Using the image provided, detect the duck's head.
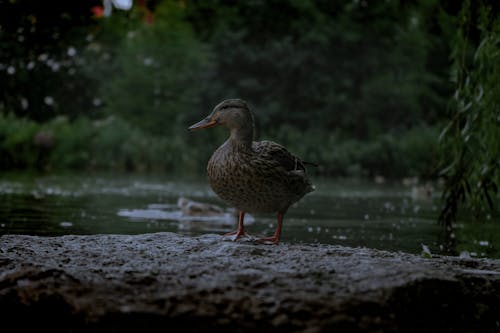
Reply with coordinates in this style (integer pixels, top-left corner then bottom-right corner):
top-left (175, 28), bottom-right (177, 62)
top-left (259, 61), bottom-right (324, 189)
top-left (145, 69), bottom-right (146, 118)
top-left (188, 99), bottom-right (253, 132)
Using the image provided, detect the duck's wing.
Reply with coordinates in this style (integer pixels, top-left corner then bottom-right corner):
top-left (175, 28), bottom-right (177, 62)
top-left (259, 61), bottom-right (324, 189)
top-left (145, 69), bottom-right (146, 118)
top-left (252, 140), bottom-right (308, 172)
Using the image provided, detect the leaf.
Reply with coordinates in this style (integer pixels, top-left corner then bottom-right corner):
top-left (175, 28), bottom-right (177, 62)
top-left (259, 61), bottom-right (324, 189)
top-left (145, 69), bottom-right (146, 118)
top-left (474, 37), bottom-right (489, 62)
top-left (480, 164), bottom-right (489, 175)
top-left (438, 122), bottom-right (452, 142)
top-left (476, 85), bottom-right (484, 102)
top-left (465, 179), bottom-right (471, 195)
top-left (460, 121), bottom-right (470, 136)
top-left (483, 187), bottom-right (494, 209)
top-left (439, 162), bottom-right (456, 176)
top-left (459, 101), bottom-right (472, 113)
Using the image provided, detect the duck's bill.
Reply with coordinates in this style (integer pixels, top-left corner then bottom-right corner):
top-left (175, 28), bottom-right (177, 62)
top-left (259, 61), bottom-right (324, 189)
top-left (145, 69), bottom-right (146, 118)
top-left (188, 118), bottom-right (218, 131)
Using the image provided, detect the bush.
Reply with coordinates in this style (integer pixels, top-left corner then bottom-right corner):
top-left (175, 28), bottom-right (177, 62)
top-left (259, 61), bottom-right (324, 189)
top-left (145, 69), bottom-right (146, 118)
top-left (0, 113), bottom-right (40, 169)
top-left (0, 111), bottom-right (439, 179)
top-left (265, 124), bottom-right (439, 179)
top-left (0, 113), bottom-right (197, 173)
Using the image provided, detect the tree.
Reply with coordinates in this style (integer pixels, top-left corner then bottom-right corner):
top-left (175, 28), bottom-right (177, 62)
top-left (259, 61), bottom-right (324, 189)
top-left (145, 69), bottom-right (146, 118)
top-left (438, 0), bottom-right (500, 227)
top-left (186, 0), bottom-right (449, 140)
top-left (87, 1), bottom-right (211, 135)
top-left (0, 0), bottom-right (101, 120)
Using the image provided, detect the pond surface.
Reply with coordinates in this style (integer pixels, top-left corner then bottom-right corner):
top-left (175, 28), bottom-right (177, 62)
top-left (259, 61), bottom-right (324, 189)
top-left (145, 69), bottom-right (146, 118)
top-left (0, 173), bottom-right (498, 258)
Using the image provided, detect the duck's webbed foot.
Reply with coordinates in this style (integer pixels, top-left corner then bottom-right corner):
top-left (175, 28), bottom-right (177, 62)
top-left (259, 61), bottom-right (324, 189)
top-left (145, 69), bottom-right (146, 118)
top-left (255, 236), bottom-right (280, 245)
top-left (222, 211), bottom-right (253, 241)
top-left (223, 228), bottom-right (252, 241)
top-left (254, 212), bottom-right (284, 245)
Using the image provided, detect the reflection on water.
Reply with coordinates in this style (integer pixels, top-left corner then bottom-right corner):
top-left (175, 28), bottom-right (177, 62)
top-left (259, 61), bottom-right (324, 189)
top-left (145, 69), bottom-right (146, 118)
top-left (0, 173), bottom-right (498, 258)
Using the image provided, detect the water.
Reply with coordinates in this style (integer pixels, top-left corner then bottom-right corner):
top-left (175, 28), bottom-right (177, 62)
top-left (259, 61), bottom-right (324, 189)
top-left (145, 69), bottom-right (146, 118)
top-left (0, 173), bottom-right (498, 258)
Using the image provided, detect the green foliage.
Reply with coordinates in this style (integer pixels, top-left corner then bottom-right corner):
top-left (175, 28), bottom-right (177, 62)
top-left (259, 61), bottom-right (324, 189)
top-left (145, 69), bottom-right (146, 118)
top-left (186, 0), bottom-right (449, 139)
top-left (0, 0), bottom-right (101, 121)
top-left (0, 113), bottom-right (39, 168)
top-left (0, 113), bottom-right (204, 174)
top-left (438, 0), bottom-right (500, 226)
top-left (0, 111), bottom-right (438, 178)
top-left (0, 0), bottom-right (463, 182)
top-left (45, 117), bottom-right (93, 169)
top-left (455, 222), bottom-right (500, 258)
top-left (85, 2), bottom-right (211, 135)
top-left (267, 125), bottom-right (439, 178)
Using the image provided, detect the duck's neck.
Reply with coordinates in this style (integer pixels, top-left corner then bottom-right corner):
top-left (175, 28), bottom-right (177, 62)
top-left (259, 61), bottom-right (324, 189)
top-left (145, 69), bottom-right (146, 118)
top-left (229, 125), bottom-right (254, 150)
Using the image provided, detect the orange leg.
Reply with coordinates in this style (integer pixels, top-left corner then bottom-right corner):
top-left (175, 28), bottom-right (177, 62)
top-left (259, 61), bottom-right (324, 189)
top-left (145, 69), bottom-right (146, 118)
top-left (256, 212), bottom-right (284, 245)
top-left (224, 211), bottom-right (249, 240)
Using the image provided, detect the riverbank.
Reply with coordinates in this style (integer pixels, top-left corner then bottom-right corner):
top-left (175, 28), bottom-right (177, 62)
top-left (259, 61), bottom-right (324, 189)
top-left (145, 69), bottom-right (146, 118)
top-left (1, 232), bottom-right (499, 332)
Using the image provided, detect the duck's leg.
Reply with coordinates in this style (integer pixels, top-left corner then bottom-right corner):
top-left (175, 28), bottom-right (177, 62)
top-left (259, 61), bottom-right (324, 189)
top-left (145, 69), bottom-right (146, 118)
top-left (224, 211), bottom-right (250, 240)
top-left (256, 212), bottom-right (284, 245)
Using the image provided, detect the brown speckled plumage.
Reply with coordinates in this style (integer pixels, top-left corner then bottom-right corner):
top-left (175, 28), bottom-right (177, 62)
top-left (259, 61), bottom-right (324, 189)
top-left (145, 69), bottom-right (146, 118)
top-left (188, 99), bottom-right (315, 244)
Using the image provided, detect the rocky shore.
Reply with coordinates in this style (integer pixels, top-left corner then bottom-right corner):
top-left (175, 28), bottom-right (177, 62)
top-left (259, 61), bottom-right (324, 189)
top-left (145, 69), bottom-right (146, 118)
top-left (1, 232), bottom-right (499, 332)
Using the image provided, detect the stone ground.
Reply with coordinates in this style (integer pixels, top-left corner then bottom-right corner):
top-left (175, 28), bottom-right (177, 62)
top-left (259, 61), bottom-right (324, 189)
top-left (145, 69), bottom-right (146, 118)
top-left (1, 232), bottom-right (499, 332)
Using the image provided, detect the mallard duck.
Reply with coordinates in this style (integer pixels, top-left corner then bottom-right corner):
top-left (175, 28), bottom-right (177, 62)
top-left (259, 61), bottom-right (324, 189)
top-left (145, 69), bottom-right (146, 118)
top-left (188, 99), bottom-right (315, 244)
top-left (177, 197), bottom-right (225, 216)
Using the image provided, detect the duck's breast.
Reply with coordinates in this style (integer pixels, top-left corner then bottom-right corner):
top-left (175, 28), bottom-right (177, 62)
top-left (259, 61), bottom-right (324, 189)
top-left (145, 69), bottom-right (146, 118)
top-left (207, 141), bottom-right (313, 214)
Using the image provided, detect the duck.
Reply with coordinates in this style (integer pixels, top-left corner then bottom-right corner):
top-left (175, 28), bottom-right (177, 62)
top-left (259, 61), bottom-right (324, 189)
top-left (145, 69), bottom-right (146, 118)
top-left (188, 99), bottom-right (315, 244)
top-left (176, 196), bottom-right (256, 228)
top-left (177, 197), bottom-right (225, 216)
